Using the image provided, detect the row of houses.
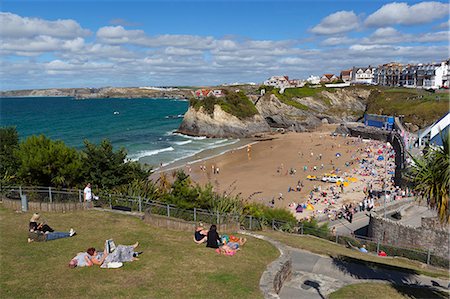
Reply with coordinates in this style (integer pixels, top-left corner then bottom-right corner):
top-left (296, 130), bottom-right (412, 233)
top-left (264, 59), bottom-right (449, 90)
top-left (338, 60), bottom-right (450, 89)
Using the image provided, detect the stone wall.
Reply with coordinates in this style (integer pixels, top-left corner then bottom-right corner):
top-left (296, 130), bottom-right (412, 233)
top-left (144, 210), bottom-right (240, 233)
top-left (368, 215), bottom-right (449, 258)
top-left (1, 197), bottom-right (85, 212)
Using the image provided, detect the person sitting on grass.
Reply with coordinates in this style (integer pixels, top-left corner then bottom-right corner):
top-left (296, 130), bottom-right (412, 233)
top-left (29, 213), bottom-right (55, 233)
top-left (193, 222), bottom-right (208, 244)
top-left (359, 245), bottom-right (368, 253)
top-left (28, 214), bottom-right (76, 243)
top-left (206, 225), bottom-right (221, 249)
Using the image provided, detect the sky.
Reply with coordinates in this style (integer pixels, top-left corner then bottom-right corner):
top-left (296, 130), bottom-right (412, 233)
top-left (0, 0), bottom-right (449, 90)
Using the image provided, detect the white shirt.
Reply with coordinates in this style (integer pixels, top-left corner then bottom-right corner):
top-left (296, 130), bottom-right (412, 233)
top-left (84, 186), bottom-right (92, 201)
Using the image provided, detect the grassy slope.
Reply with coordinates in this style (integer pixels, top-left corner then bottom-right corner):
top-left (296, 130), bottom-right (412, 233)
top-left (269, 86), bottom-right (337, 110)
top-left (0, 207), bottom-right (278, 298)
top-left (260, 231), bottom-right (448, 279)
top-left (366, 88), bottom-right (449, 128)
top-left (329, 282), bottom-right (448, 299)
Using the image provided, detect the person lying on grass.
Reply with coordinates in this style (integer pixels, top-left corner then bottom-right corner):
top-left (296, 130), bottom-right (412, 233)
top-left (194, 222), bottom-right (208, 244)
top-left (69, 242), bottom-right (141, 268)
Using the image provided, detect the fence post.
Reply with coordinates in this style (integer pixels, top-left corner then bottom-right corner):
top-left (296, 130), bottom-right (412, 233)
top-left (335, 233), bottom-right (338, 243)
top-left (216, 211), bottom-right (219, 225)
top-left (300, 224), bottom-right (304, 235)
top-left (249, 216), bottom-right (252, 230)
top-left (427, 249), bottom-right (431, 265)
top-left (272, 219), bottom-right (275, 230)
top-left (19, 186), bottom-right (23, 198)
top-left (377, 239), bottom-right (380, 254)
top-left (79, 190), bottom-right (82, 203)
top-left (109, 194), bottom-right (112, 209)
top-left (194, 208), bottom-right (196, 222)
top-left (167, 204), bottom-right (170, 217)
top-left (49, 187), bottom-right (52, 203)
top-left (138, 196), bottom-right (142, 212)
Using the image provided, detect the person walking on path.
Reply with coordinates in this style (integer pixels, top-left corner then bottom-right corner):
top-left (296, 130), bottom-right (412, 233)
top-left (84, 183), bottom-right (92, 208)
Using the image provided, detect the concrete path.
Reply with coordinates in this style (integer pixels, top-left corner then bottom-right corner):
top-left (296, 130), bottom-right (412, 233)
top-left (279, 248), bottom-right (449, 299)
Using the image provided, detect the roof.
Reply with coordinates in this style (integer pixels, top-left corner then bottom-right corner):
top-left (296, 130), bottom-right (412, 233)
top-left (340, 70), bottom-right (351, 76)
top-left (322, 74), bottom-right (336, 79)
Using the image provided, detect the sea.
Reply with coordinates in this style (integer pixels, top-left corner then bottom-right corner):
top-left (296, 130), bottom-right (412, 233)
top-left (0, 97), bottom-right (240, 169)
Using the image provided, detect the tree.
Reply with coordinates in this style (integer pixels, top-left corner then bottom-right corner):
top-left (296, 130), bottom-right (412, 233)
top-left (82, 139), bottom-right (148, 190)
top-left (15, 135), bottom-right (83, 187)
top-left (0, 127), bottom-right (20, 183)
top-left (407, 132), bottom-right (449, 224)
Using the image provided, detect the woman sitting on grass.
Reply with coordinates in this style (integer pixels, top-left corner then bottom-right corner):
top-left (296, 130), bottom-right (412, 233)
top-left (69, 242), bottom-right (141, 268)
top-left (28, 213), bottom-right (76, 243)
top-left (194, 223), bottom-right (208, 244)
top-left (29, 213), bottom-right (54, 233)
top-left (206, 225), bottom-right (221, 249)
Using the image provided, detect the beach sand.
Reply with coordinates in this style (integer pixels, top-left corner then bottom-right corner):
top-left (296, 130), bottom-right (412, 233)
top-left (156, 124), bottom-right (395, 220)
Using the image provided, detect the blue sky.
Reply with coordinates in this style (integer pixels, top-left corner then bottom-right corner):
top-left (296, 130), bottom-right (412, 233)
top-left (1, 0), bottom-right (449, 89)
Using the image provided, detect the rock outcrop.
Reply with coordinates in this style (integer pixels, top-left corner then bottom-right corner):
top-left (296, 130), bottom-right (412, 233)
top-left (177, 105), bottom-right (271, 138)
top-left (253, 88), bottom-right (371, 132)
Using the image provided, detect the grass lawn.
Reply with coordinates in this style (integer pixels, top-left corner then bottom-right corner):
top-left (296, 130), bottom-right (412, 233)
top-left (329, 282), bottom-right (449, 299)
top-left (0, 206), bottom-right (278, 298)
top-left (259, 231), bottom-right (449, 279)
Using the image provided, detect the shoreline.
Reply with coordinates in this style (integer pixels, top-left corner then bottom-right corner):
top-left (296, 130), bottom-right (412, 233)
top-left (154, 124), bottom-right (397, 221)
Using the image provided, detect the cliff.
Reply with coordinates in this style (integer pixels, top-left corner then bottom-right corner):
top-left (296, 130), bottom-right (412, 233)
top-left (178, 87), bottom-right (373, 137)
top-left (177, 105), bottom-right (270, 138)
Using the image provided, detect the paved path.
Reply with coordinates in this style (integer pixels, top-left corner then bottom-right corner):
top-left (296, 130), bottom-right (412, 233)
top-left (279, 248), bottom-right (449, 299)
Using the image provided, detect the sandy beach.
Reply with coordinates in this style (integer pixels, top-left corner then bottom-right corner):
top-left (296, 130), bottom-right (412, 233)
top-left (156, 124), bottom-right (396, 220)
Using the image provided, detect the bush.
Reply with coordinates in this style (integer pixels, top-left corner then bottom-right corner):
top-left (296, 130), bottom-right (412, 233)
top-left (0, 126), bottom-right (20, 184)
top-left (15, 135), bottom-right (83, 187)
top-left (300, 218), bottom-right (330, 238)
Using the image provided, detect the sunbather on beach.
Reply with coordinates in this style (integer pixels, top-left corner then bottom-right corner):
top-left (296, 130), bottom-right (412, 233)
top-left (69, 242), bottom-right (140, 268)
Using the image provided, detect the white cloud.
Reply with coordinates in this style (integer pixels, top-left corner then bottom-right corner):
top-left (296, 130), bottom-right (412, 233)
top-left (436, 19), bottom-right (450, 29)
top-left (365, 1), bottom-right (449, 26)
top-left (311, 11), bottom-right (359, 35)
top-left (0, 12), bottom-right (90, 38)
top-left (321, 36), bottom-right (357, 46)
top-left (362, 27), bottom-right (449, 44)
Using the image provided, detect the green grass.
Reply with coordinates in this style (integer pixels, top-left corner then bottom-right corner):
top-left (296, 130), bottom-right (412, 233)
top-left (329, 282), bottom-right (449, 299)
top-left (366, 88), bottom-right (449, 128)
top-left (269, 86), bottom-right (340, 110)
top-left (259, 231), bottom-right (449, 279)
top-left (190, 92), bottom-right (259, 120)
top-left (0, 207), bottom-right (278, 298)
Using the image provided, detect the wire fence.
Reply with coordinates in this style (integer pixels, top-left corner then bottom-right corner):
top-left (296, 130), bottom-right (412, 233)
top-left (1, 185), bottom-right (448, 268)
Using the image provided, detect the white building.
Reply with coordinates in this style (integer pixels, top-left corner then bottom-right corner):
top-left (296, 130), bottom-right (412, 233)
top-left (306, 75), bottom-right (320, 85)
top-left (351, 67), bottom-right (375, 84)
top-left (418, 112), bottom-right (449, 147)
top-left (264, 76), bottom-right (291, 89)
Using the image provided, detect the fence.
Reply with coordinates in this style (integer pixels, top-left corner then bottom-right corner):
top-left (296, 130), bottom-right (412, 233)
top-left (1, 185), bottom-right (448, 269)
top-left (0, 186), bottom-right (263, 230)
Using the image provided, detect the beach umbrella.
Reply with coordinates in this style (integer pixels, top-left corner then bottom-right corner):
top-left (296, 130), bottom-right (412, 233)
top-left (306, 204), bottom-right (315, 210)
top-left (335, 153), bottom-right (341, 157)
top-left (377, 155), bottom-right (384, 161)
top-left (296, 205), bottom-right (303, 213)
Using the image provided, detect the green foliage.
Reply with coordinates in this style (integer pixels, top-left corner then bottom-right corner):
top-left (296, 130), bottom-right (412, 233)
top-left (0, 126), bottom-right (20, 181)
top-left (111, 178), bottom-right (160, 201)
top-left (15, 135), bottom-right (83, 187)
top-left (190, 92), bottom-right (258, 119)
top-left (244, 202), bottom-right (297, 228)
top-left (366, 88), bottom-right (449, 128)
top-left (406, 132), bottom-right (449, 223)
top-left (82, 139), bottom-right (148, 190)
top-left (301, 218), bottom-right (330, 238)
top-left (163, 170), bottom-right (200, 209)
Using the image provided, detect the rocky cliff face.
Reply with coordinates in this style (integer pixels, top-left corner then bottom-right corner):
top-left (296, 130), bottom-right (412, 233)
top-left (178, 88), bottom-right (373, 137)
top-left (177, 105), bottom-right (271, 138)
top-left (254, 88), bottom-right (371, 131)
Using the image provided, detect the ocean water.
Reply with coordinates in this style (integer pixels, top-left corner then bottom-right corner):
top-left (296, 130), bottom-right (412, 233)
top-left (0, 97), bottom-right (238, 168)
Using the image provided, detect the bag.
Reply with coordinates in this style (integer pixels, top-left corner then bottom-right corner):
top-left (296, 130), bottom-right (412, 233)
top-left (68, 259), bottom-right (78, 268)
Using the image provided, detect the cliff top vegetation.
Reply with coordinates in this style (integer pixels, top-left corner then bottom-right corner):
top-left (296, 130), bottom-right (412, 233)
top-left (190, 91), bottom-right (259, 119)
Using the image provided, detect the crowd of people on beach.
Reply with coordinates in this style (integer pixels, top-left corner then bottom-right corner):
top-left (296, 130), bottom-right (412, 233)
top-left (284, 136), bottom-right (410, 223)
